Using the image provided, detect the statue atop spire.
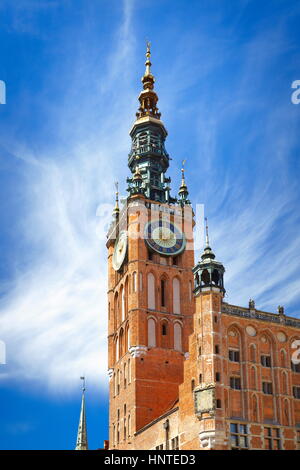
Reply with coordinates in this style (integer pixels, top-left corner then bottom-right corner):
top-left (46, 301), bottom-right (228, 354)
top-left (75, 377), bottom-right (88, 451)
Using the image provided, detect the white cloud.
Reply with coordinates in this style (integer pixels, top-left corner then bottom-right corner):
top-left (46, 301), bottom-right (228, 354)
top-left (0, 0), bottom-right (136, 394)
top-left (1, 0), bottom-right (300, 398)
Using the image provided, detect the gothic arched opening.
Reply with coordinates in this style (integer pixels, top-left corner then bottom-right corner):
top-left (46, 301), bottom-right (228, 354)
top-left (212, 269), bottom-right (220, 286)
top-left (201, 269), bottom-right (210, 286)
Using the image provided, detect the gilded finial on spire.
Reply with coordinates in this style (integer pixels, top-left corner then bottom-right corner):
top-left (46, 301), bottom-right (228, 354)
top-left (145, 41), bottom-right (151, 76)
top-left (141, 40), bottom-right (154, 90)
top-left (135, 41), bottom-right (161, 120)
top-left (205, 217), bottom-right (209, 247)
top-left (112, 181), bottom-right (120, 217)
top-left (178, 159), bottom-right (190, 206)
top-left (181, 159), bottom-right (187, 187)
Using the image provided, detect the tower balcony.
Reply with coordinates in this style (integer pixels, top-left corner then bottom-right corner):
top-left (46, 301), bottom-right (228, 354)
top-left (128, 146), bottom-right (169, 167)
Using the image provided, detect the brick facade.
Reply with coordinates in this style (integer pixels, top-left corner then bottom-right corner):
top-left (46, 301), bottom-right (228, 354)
top-left (106, 45), bottom-right (300, 451)
top-left (107, 198), bottom-right (300, 450)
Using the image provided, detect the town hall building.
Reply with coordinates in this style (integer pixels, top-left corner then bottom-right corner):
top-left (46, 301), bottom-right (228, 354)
top-left (105, 44), bottom-right (300, 450)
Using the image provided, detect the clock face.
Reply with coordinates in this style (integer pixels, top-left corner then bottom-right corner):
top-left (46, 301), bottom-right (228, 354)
top-left (144, 220), bottom-right (186, 256)
top-left (112, 231), bottom-right (128, 271)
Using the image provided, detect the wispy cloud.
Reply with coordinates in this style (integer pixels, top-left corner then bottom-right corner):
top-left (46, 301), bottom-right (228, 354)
top-left (0, 0), bottom-right (136, 394)
top-left (1, 0), bottom-right (300, 398)
top-left (6, 421), bottom-right (35, 435)
top-left (189, 15), bottom-right (300, 314)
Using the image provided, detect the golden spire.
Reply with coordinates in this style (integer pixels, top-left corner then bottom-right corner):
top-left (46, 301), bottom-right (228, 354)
top-left (136, 42), bottom-right (161, 120)
top-left (180, 159), bottom-right (187, 188)
top-left (144, 41), bottom-right (151, 76)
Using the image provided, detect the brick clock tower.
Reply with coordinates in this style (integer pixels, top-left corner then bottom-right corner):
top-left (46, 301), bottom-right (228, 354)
top-left (105, 44), bottom-right (300, 451)
top-left (106, 44), bottom-right (195, 449)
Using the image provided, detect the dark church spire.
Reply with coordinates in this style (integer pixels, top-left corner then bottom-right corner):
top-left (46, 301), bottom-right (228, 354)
top-left (75, 377), bottom-right (88, 451)
top-left (127, 43), bottom-right (176, 204)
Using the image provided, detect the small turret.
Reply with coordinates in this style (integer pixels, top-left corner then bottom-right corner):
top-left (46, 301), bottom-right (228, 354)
top-left (178, 160), bottom-right (191, 206)
top-left (193, 218), bottom-right (225, 295)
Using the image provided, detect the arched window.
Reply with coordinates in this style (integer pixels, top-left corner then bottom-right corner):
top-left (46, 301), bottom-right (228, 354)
top-left (132, 272), bottom-right (137, 293)
top-left (250, 366), bottom-right (257, 390)
top-left (201, 269), bottom-right (210, 285)
top-left (174, 322), bottom-right (182, 351)
top-left (173, 277), bottom-right (180, 314)
top-left (147, 273), bottom-right (155, 309)
top-left (115, 336), bottom-right (119, 362)
top-left (114, 292), bottom-right (119, 327)
top-left (121, 286), bottom-right (125, 322)
top-left (280, 349), bottom-right (287, 368)
top-left (161, 321), bottom-right (168, 348)
top-left (126, 324), bottom-right (130, 351)
top-left (117, 370), bottom-right (120, 395)
top-left (161, 278), bottom-right (166, 307)
top-left (282, 371), bottom-right (288, 394)
top-left (128, 358), bottom-right (131, 384)
top-left (124, 362), bottom-right (127, 388)
top-left (125, 277), bottom-right (129, 318)
top-left (119, 328), bottom-right (124, 358)
top-left (148, 318), bottom-right (156, 347)
top-left (250, 344), bottom-right (256, 363)
top-left (212, 269), bottom-right (220, 286)
top-left (252, 394), bottom-right (259, 422)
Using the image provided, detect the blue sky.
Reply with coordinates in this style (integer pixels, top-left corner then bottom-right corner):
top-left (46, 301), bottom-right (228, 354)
top-left (0, 0), bottom-right (300, 450)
